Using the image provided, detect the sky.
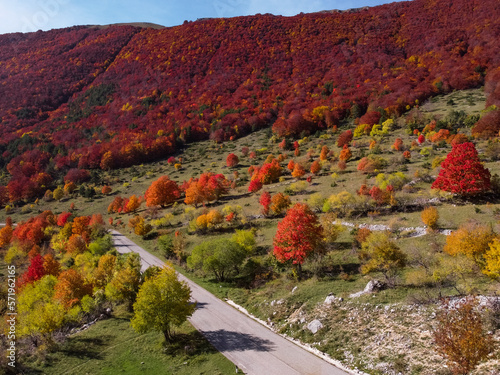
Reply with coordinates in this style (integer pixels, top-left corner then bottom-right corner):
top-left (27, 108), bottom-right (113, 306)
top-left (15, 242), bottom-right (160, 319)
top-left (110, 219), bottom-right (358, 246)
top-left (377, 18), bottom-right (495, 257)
top-left (0, 0), bottom-right (400, 35)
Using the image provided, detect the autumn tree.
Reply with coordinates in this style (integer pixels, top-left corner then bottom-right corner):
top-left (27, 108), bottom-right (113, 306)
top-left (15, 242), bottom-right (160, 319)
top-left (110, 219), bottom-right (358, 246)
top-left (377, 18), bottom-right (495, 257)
top-left (339, 144), bottom-right (352, 162)
top-left (0, 224), bottom-right (13, 248)
top-left (17, 275), bottom-right (66, 342)
top-left (19, 254), bottom-right (46, 287)
top-left (101, 185), bottom-right (112, 195)
top-left (358, 232), bottom-right (407, 284)
top-left (259, 191), bottom-right (271, 216)
top-left (53, 187), bottom-right (64, 201)
top-left (292, 163), bottom-right (306, 179)
top-left (433, 297), bottom-right (494, 375)
top-left (43, 254), bottom-right (61, 277)
top-left (184, 173), bottom-right (230, 206)
top-left (131, 264), bottom-right (195, 342)
top-left (273, 203), bottom-right (323, 277)
top-left (310, 160), bottom-right (321, 175)
top-left (108, 196), bottom-right (124, 213)
top-left (337, 130), bottom-right (353, 148)
top-left (421, 206), bottom-right (439, 231)
top-left (125, 194), bottom-right (141, 213)
top-left (443, 221), bottom-right (496, 266)
top-left (226, 153), bottom-right (239, 168)
top-left (145, 176), bottom-right (181, 207)
top-left (270, 192), bottom-right (291, 216)
top-left (287, 159), bottom-right (295, 172)
top-left (248, 179), bottom-right (263, 193)
top-left (129, 215), bottom-right (152, 237)
top-left (320, 145), bottom-right (329, 161)
top-left (483, 239), bottom-right (500, 279)
top-left (105, 253), bottom-right (142, 310)
top-left (93, 254), bottom-right (117, 289)
top-left (54, 269), bottom-right (93, 309)
top-left (432, 142), bottom-right (491, 196)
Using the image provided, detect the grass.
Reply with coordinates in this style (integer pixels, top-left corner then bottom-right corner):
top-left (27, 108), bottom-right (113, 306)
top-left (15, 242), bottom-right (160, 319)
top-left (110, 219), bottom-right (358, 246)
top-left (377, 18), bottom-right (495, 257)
top-left (21, 306), bottom-right (236, 375)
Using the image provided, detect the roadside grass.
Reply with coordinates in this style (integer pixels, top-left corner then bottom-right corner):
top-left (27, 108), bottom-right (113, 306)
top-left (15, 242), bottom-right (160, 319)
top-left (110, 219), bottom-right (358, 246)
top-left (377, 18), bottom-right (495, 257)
top-left (22, 305), bottom-right (235, 375)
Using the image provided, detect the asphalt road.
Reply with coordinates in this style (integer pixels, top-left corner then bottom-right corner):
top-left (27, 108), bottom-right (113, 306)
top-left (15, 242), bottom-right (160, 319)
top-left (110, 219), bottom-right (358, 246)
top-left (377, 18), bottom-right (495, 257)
top-left (111, 230), bottom-right (351, 375)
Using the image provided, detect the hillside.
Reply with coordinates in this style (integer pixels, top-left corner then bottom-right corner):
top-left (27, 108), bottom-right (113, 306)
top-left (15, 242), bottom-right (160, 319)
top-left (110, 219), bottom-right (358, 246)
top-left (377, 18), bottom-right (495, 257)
top-left (0, 0), bottom-right (499, 205)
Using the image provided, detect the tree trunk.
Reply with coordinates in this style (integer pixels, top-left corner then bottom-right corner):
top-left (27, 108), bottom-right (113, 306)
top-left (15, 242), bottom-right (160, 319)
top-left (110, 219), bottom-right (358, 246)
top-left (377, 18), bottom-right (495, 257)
top-left (163, 328), bottom-right (171, 343)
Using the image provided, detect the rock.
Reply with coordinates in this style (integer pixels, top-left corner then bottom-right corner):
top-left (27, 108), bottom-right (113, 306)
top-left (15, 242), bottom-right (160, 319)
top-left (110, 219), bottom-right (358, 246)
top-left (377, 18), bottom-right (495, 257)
top-left (291, 286), bottom-right (298, 294)
top-left (349, 280), bottom-right (385, 298)
top-left (324, 294), bottom-right (339, 305)
top-left (306, 319), bottom-right (323, 334)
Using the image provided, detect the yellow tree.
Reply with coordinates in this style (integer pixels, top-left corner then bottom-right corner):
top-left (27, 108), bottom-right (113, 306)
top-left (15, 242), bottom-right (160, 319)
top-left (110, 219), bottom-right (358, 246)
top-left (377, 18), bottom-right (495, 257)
top-left (126, 195), bottom-right (141, 213)
top-left (17, 275), bottom-right (66, 342)
top-left (443, 222), bottom-right (496, 265)
top-left (358, 232), bottom-right (407, 284)
top-left (93, 253), bottom-right (117, 289)
top-left (131, 264), bottom-right (195, 342)
top-left (421, 206), bottom-right (439, 231)
top-left (483, 239), bottom-right (500, 279)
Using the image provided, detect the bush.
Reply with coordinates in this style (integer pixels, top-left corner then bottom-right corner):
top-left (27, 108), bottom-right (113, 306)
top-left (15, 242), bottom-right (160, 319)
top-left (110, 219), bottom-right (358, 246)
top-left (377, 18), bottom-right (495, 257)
top-left (433, 296), bottom-right (494, 375)
top-left (158, 235), bottom-right (174, 257)
top-left (421, 206), bottom-right (439, 230)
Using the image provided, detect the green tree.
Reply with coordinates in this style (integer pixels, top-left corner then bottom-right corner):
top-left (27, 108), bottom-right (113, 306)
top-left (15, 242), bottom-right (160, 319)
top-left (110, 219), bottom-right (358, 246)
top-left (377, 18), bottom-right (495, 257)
top-left (231, 229), bottom-right (256, 254)
top-left (131, 264), bottom-right (195, 342)
top-left (105, 253), bottom-right (142, 310)
top-left (358, 232), bottom-right (407, 284)
top-left (187, 238), bottom-right (247, 281)
top-left (17, 275), bottom-right (66, 343)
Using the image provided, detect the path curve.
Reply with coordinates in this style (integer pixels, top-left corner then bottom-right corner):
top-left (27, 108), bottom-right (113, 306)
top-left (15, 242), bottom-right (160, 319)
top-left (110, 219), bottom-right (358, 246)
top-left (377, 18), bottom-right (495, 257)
top-left (111, 230), bottom-right (353, 375)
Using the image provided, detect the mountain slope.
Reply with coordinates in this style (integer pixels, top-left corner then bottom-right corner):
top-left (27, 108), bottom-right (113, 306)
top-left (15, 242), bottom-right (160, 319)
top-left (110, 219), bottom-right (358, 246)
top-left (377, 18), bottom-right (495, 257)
top-left (0, 0), bottom-right (499, 203)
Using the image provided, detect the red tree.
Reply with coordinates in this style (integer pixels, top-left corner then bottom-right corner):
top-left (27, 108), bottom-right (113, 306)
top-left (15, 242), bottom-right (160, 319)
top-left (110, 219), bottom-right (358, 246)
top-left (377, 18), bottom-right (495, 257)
top-left (431, 142), bottom-right (491, 196)
top-left (273, 203), bottom-right (323, 276)
top-left (337, 130), bottom-right (353, 148)
top-left (259, 191), bottom-right (272, 216)
top-left (19, 254), bottom-right (46, 287)
top-left (248, 179), bottom-right (263, 193)
top-left (226, 153), bottom-right (239, 168)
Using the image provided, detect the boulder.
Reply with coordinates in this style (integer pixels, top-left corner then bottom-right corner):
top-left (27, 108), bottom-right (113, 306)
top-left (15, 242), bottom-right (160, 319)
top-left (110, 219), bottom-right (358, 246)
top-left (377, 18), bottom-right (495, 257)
top-left (306, 319), bottom-right (323, 334)
top-left (349, 280), bottom-right (386, 298)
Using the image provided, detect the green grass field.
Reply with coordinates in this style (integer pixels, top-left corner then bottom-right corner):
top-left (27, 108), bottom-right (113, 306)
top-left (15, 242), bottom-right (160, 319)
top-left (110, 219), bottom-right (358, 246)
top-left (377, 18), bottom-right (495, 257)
top-left (16, 306), bottom-right (235, 375)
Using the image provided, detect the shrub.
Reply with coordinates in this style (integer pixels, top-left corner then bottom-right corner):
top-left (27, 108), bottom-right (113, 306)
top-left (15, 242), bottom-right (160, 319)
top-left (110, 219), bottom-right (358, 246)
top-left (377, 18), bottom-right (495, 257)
top-left (421, 206), bottom-right (439, 231)
top-left (433, 296), bottom-right (494, 375)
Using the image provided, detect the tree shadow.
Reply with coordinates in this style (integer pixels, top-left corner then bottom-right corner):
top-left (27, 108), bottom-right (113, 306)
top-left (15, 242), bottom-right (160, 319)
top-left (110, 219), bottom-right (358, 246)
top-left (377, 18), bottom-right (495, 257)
top-left (163, 330), bottom-right (219, 357)
top-left (200, 329), bottom-right (275, 352)
top-left (58, 336), bottom-right (112, 360)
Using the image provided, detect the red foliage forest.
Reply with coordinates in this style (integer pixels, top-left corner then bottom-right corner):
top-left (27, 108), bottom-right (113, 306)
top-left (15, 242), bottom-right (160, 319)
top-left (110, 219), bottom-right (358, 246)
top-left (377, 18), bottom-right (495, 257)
top-left (0, 0), bottom-right (499, 203)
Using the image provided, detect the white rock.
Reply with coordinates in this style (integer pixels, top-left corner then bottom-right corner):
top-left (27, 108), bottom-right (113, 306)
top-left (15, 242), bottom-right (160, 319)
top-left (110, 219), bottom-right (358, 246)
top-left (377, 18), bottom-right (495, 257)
top-left (307, 319), bottom-right (324, 334)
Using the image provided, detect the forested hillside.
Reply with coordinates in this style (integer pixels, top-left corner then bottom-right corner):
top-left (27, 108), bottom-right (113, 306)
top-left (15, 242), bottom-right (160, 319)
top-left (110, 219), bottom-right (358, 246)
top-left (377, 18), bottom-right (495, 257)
top-left (0, 0), bottom-right (499, 204)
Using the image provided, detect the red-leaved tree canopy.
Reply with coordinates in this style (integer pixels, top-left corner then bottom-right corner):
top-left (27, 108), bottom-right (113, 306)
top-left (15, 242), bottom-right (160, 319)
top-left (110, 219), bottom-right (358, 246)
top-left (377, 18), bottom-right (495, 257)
top-left (273, 203), bottom-right (323, 275)
top-left (431, 142), bottom-right (491, 196)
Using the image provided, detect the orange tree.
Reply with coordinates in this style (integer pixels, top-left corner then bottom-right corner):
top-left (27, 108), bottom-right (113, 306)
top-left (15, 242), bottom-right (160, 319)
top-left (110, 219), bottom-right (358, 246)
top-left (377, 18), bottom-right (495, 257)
top-left (273, 203), bottom-right (323, 277)
top-left (145, 176), bottom-right (181, 207)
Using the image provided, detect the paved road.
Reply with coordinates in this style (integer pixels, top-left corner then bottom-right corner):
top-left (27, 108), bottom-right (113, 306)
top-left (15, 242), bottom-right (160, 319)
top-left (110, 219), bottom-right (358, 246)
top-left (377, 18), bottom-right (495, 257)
top-left (111, 230), bottom-right (351, 375)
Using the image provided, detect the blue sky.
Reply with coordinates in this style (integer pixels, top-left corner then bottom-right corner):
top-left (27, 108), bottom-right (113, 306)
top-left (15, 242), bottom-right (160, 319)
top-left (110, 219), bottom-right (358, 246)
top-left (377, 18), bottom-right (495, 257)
top-left (0, 0), bottom-right (400, 35)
